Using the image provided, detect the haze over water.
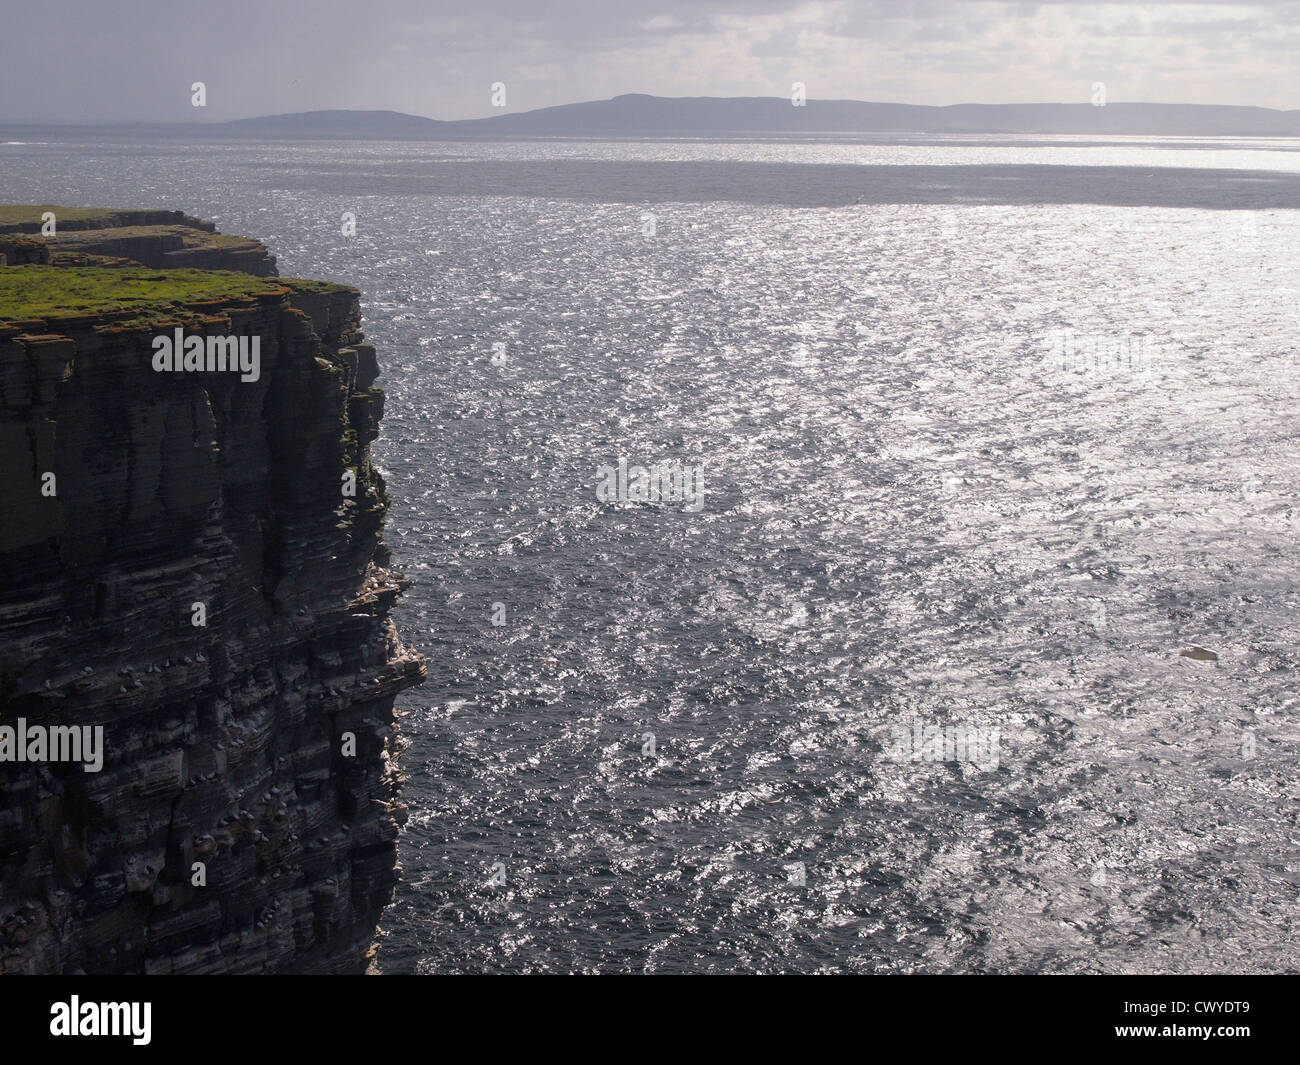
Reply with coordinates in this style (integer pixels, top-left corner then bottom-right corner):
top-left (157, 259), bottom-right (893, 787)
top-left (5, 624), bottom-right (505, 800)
top-left (4, 135), bottom-right (1298, 972)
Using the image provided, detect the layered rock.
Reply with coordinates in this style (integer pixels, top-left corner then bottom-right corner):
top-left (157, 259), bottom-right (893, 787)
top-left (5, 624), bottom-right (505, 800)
top-left (0, 211), bottom-right (424, 974)
top-left (0, 237), bottom-right (50, 267)
top-left (0, 207), bottom-right (277, 275)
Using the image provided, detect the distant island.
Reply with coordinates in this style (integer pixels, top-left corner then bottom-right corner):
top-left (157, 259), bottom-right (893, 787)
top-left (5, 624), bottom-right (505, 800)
top-left (6, 94), bottom-right (1300, 139)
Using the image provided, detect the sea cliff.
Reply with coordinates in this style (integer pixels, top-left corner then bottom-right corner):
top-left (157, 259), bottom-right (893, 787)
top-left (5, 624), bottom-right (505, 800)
top-left (0, 207), bottom-right (425, 974)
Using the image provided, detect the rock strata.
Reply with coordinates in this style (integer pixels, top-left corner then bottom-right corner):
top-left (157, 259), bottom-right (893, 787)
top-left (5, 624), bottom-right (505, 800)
top-left (0, 207), bottom-right (277, 275)
top-left (0, 208), bottom-right (424, 974)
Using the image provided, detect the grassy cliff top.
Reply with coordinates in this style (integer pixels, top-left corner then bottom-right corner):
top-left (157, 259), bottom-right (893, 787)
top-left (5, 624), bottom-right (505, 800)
top-left (0, 266), bottom-right (353, 330)
top-left (0, 205), bottom-right (138, 227)
top-left (0, 205), bottom-right (214, 235)
top-left (0, 204), bottom-right (237, 235)
top-left (49, 225), bottom-right (262, 250)
top-left (0, 205), bottom-right (355, 331)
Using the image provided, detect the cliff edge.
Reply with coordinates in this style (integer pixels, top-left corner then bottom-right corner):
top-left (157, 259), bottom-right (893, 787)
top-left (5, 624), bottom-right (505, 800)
top-left (0, 207), bottom-right (426, 974)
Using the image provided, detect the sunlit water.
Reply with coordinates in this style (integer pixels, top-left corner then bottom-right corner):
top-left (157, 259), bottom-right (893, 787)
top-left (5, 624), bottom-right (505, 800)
top-left (3, 136), bottom-right (1299, 973)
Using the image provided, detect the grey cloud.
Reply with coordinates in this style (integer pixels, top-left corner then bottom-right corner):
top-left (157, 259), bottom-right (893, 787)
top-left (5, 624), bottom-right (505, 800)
top-left (0, 0), bottom-right (1296, 123)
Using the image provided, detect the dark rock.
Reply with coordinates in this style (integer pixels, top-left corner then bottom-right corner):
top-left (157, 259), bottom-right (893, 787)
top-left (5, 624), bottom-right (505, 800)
top-left (0, 210), bottom-right (425, 974)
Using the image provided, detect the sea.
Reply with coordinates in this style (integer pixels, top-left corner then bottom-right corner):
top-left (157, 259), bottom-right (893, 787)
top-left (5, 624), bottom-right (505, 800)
top-left (3, 133), bottom-right (1299, 973)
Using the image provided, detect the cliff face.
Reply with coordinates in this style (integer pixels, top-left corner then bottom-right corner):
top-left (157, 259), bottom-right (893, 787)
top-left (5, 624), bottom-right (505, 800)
top-left (0, 209), bottom-right (425, 974)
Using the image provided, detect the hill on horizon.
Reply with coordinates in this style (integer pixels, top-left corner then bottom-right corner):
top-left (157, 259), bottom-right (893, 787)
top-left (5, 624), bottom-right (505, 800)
top-left (11, 94), bottom-right (1300, 138)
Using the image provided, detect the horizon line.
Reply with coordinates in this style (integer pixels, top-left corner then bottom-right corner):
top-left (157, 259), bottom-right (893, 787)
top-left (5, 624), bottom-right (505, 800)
top-left (2, 92), bottom-right (1299, 127)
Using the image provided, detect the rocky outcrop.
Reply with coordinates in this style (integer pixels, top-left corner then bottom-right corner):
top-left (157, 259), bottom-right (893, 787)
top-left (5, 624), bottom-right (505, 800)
top-left (0, 237), bottom-right (50, 267)
top-left (0, 207), bottom-right (216, 234)
top-left (0, 211), bottom-right (424, 973)
top-left (0, 208), bottom-right (277, 275)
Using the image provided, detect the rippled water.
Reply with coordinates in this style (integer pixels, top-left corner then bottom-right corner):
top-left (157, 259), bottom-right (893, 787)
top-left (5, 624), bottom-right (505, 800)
top-left (4, 136), bottom-right (1299, 973)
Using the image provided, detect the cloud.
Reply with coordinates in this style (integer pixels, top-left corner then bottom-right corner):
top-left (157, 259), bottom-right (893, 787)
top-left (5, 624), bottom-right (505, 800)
top-left (0, 0), bottom-right (1296, 122)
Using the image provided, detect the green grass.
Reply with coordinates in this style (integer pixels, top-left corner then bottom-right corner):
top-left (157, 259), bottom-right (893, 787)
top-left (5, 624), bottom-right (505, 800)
top-left (0, 266), bottom-right (285, 328)
top-left (50, 226), bottom-right (260, 250)
top-left (0, 205), bottom-right (143, 229)
top-left (0, 266), bottom-right (358, 329)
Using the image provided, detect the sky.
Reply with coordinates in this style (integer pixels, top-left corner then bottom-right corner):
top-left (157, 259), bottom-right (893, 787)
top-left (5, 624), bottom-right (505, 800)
top-left (0, 0), bottom-right (1297, 123)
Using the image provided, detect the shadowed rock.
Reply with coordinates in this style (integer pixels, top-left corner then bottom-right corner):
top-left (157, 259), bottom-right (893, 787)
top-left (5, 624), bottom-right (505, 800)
top-left (0, 209), bottom-right (424, 974)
